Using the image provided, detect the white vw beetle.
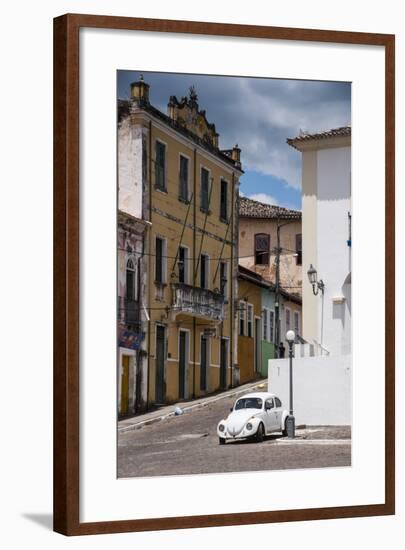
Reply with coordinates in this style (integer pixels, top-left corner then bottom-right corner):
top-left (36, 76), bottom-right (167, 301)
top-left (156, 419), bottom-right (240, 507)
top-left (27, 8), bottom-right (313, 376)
top-left (217, 392), bottom-right (289, 444)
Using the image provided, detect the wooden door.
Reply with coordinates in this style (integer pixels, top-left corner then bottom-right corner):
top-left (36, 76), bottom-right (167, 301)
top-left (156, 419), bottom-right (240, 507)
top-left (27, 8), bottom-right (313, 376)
top-left (179, 331), bottom-right (187, 399)
top-left (155, 325), bottom-right (165, 403)
top-left (200, 335), bottom-right (208, 391)
top-left (120, 355), bottom-right (130, 416)
top-left (220, 338), bottom-right (228, 390)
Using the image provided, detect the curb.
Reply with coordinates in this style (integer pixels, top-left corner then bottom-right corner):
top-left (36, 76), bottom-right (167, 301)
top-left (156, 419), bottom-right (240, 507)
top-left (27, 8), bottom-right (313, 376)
top-left (118, 381), bottom-right (266, 434)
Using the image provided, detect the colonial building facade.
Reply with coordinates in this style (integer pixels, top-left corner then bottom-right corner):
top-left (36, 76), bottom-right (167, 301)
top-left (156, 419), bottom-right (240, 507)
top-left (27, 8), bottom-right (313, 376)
top-left (118, 77), bottom-right (243, 408)
top-left (287, 126), bottom-right (351, 356)
top-left (239, 196), bottom-right (302, 295)
top-left (238, 196), bottom-right (302, 358)
top-left (237, 265), bottom-right (302, 382)
top-left (117, 210), bottom-right (148, 416)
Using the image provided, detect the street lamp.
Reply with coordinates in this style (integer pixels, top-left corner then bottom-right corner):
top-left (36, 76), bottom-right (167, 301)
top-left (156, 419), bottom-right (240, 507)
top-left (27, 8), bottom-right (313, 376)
top-left (285, 329), bottom-right (296, 438)
top-left (307, 264), bottom-right (325, 296)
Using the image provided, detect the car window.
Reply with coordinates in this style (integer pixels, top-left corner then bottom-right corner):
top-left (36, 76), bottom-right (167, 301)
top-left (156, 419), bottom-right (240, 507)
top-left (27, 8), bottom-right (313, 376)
top-left (235, 397), bottom-right (263, 410)
top-left (275, 397), bottom-right (282, 408)
top-left (265, 399), bottom-right (274, 410)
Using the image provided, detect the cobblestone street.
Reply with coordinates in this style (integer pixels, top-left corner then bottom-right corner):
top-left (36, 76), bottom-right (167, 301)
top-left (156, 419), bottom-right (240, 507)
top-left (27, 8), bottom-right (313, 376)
top-left (118, 392), bottom-right (351, 478)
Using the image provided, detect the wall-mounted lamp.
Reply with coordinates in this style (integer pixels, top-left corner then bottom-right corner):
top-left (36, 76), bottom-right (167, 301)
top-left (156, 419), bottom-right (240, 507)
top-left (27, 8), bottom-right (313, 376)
top-left (307, 264), bottom-right (325, 296)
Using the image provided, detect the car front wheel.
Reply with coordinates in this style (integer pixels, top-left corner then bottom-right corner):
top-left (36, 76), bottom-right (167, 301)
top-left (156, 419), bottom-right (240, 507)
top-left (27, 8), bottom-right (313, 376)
top-left (219, 437), bottom-right (226, 445)
top-left (255, 423), bottom-right (265, 443)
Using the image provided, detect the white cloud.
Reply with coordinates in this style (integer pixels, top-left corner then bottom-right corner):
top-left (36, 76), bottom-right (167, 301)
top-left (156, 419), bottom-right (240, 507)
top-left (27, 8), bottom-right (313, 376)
top-left (119, 72), bottom-right (351, 191)
top-left (247, 193), bottom-right (279, 206)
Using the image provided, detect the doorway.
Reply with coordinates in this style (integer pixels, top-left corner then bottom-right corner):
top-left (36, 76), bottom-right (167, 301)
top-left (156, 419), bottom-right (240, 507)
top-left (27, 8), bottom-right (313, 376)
top-left (120, 355), bottom-right (130, 416)
top-left (200, 335), bottom-right (208, 391)
top-left (220, 338), bottom-right (228, 390)
top-left (255, 317), bottom-right (261, 374)
top-left (179, 330), bottom-right (188, 399)
top-left (155, 324), bottom-right (166, 403)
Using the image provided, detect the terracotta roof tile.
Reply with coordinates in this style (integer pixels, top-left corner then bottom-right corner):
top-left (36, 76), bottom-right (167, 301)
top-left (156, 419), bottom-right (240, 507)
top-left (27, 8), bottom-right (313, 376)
top-left (287, 126), bottom-right (351, 149)
top-left (239, 196), bottom-right (301, 220)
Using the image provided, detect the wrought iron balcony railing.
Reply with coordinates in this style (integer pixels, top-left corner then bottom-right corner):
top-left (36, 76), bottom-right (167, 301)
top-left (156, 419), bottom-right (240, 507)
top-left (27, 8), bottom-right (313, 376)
top-left (171, 283), bottom-right (225, 322)
top-left (124, 298), bottom-right (140, 326)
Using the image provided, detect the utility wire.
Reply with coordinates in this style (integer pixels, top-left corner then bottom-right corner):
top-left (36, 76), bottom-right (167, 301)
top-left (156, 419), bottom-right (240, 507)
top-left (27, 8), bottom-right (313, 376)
top-left (119, 246), bottom-right (299, 261)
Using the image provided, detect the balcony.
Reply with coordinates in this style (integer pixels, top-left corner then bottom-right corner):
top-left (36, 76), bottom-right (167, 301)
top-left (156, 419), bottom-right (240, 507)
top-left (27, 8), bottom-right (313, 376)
top-left (171, 283), bottom-right (225, 322)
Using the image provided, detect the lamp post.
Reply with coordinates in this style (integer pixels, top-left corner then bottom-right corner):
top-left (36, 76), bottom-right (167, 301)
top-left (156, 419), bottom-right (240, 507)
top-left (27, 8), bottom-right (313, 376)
top-left (285, 329), bottom-right (296, 438)
top-left (274, 217), bottom-right (298, 357)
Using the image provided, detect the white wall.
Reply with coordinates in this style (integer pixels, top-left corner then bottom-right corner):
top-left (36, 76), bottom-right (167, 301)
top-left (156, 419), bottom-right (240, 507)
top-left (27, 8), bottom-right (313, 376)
top-left (268, 355), bottom-right (351, 425)
top-left (317, 146), bottom-right (351, 356)
top-left (301, 145), bottom-right (351, 355)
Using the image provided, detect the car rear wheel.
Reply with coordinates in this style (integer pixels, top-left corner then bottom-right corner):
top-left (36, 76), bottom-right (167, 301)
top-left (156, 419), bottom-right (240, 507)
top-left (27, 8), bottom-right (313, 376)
top-left (219, 437), bottom-right (226, 445)
top-left (255, 423), bottom-right (265, 443)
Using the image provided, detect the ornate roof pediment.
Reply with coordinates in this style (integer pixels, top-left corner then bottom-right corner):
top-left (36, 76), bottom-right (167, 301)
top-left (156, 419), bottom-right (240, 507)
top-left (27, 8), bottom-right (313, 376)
top-left (168, 87), bottom-right (219, 148)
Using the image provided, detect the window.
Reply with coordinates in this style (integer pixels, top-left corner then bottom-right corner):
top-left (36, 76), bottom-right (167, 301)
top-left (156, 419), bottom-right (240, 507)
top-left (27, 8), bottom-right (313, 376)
top-left (220, 179), bottom-right (228, 221)
top-left (155, 237), bottom-right (166, 283)
top-left (235, 397), bottom-right (262, 410)
top-left (126, 258), bottom-right (135, 301)
top-left (142, 138), bottom-right (147, 181)
top-left (265, 398), bottom-right (274, 410)
top-left (262, 308), bottom-right (268, 341)
top-left (247, 304), bottom-right (253, 337)
top-left (269, 310), bottom-right (275, 343)
top-left (275, 397), bottom-right (282, 408)
top-left (295, 233), bottom-right (302, 265)
top-left (285, 308), bottom-right (291, 334)
top-left (219, 261), bottom-right (228, 297)
top-left (254, 233), bottom-right (270, 265)
top-left (155, 141), bottom-right (166, 191)
top-left (200, 254), bottom-right (208, 289)
top-left (294, 311), bottom-right (300, 336)
top-left (179, 155), bottom-right (189, 201)
top-left (125, 258), bottom-right (137, 325)
top-left (178, 246), bottom-right (188, 284)
top-left (239, 301), bottom-right (246, 335)
top-left (200, 167), bottom-right (210, 212)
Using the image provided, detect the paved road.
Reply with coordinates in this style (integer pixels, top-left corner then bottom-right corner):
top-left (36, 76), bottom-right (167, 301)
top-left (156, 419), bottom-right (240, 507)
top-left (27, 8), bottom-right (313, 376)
top-left (118, 393), bottom-right (351, 478)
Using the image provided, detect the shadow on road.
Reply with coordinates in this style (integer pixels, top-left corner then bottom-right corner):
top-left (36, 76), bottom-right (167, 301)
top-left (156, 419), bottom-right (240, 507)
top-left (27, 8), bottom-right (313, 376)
top-left (224, 434), bottom-right (284, 445)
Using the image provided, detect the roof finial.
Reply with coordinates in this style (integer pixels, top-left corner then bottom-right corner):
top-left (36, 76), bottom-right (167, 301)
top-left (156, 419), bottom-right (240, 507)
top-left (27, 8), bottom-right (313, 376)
top-left (189, 85), bottom-right (198, 103)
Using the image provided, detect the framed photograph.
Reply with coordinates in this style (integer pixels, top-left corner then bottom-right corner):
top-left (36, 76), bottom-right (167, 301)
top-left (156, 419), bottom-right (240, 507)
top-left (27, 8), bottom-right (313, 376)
top-left (54, 14), bottom-right (395, 535)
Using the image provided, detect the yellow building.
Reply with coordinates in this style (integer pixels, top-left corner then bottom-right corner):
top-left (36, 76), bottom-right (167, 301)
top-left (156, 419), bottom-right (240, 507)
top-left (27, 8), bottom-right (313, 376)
top-left (237, 266), bottom-right (267, 384)
top-left (118, 77), bottom-right (243, 407)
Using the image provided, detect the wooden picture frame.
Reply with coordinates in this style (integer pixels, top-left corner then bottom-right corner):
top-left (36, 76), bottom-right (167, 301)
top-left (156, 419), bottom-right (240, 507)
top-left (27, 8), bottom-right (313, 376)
top-left (54, 13), bottom-right (395, 536)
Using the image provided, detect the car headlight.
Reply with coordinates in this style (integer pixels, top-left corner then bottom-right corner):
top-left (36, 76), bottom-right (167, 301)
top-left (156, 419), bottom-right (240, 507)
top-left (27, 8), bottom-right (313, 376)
top-left (218, 424), bottom-right (225, 432)
top-left (246, 422), bottom-right (253, 430)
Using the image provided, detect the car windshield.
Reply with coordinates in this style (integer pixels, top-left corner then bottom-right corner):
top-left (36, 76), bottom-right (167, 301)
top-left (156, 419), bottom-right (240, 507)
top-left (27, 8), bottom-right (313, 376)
top-left (234, 397), bottom-right (263, 410)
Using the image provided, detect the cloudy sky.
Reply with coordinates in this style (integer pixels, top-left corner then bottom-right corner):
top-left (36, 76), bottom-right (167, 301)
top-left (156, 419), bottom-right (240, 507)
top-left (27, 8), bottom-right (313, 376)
top-left (118, 71), bottom-right (351, 210)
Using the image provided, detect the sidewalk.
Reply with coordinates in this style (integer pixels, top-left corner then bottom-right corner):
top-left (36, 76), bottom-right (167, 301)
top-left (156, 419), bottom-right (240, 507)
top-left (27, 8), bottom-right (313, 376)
top-left (118, 379), bottom-right (267, 433)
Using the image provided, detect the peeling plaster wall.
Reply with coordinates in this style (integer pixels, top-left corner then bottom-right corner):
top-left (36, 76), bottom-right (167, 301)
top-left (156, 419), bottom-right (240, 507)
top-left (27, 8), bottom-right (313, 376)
top-left (239, 217), bottom-right (302, 295)
top-left (118, 119), bottom-right (144, 219)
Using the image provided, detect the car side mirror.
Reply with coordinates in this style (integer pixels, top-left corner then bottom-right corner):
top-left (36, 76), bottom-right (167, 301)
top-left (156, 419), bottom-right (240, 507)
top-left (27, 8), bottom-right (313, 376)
top-left (230, 408), bottom-right (233, 412)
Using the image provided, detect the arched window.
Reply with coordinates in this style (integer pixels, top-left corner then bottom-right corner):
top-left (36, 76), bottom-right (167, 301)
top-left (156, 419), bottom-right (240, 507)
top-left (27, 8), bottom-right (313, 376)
top-left (126, 258), bottom-right (136, 301)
